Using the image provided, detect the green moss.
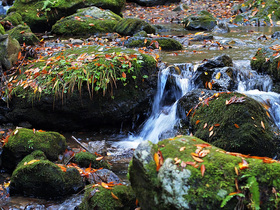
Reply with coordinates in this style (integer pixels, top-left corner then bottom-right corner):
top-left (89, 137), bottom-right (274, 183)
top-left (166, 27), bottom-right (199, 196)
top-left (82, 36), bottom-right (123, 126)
top-left (79, 185), bottom-right (136, 210)
top-left (129, 136), bottom-right (280, 209)
top-left (183, 10), bottom-right (217, 31)
top-left (0, 24), bottom-right (5, 35)
top-left (74, 151), bottom-right (111, 169)
top-left (7, 24), bottom-right (39, 45)
top-left (190, 92), bottom-right (280, 157)
top-left (124, 37), bottom-right (183, 51)
top-left (2, 12), bottom-right (23, 26)
top-left (2, 128), bottom-right (66, 170)
top-left (10, 151), bottom-right (83, 198)
top-left (114, 18), bottom-right (156, 36)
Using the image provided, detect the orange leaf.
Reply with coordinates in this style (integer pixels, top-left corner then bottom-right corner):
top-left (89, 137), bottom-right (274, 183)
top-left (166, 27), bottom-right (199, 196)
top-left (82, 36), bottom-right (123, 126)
top-left (191, 155), bottom-right (204, 162)
top-left (198, 149), bottom-right (210, 158)
top-left (214, 123), bottom-right (220, 127)
top-left (201, 164), bottom-right (205, 176)
top-left (238, 159), bottom-right (249, 170)
top-left (195, 143), bottom-right (212, 148)
top-left (234, 124), bottom-right (239, 128)
top-left (101, 182), bottom-right (112, 189)
top-left (209, 126), bottom-right (214, 131)
top-left (261, 121), bottom-right (265, 129)
top-left (235, 166), bottom-right (239, 176)
top-left (122, 72), bottom-right (126, 78)
top-left (89, 23), bottom-right (95, 26)
top-left (96, 156), bottom-right (103, 161)
top-left (154, 150), bottom-right (164, 171)
top-left (195, 120), bottom-right (200, 125)
top-left (111, 192), bottom-right (119, 200)
top-left (17, 51), bottom-right (22, 60)
top-left (203, 123), bottom-right (208, 129)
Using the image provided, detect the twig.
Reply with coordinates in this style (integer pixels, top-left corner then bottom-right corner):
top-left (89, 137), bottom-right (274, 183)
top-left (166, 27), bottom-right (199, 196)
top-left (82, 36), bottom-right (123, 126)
top-left (65, 153), bottom-right (75, 165)
top-left (71, 135), bottom-right (90, 152)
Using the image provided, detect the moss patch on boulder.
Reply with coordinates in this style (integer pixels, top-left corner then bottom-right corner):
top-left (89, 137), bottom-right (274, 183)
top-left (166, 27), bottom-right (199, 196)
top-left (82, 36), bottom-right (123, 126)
top-left (0, 24), bottom-right (5, 35)
top-left (114, 18), bottom-right (156, 36)
top-left (188, 92), bottom-right (280, 158)
top-left (52, 6), bottom-right (122, 36)
top-left (124, 36), bottom-right (183, 51)
top-left (2, 12), bottom-right (23, 26)
top-left (10, 150), bottom-right (83, 198)
top-left (0, 34), bottom-right (20, 70)
top-left (7, 24), bottom-right (39, 45)
top-left (251, 45), bottom-right (280, 82)
top-left (2, 128), bottom-right (67, 170)
top-left (129, 136), bottom-right (280, 209)
top-left (183, 10), bottom-right (217, 31)
top-left (73, 151), bottom-right (111, 169)
top-left (79, 185), bottom-right (136, 210)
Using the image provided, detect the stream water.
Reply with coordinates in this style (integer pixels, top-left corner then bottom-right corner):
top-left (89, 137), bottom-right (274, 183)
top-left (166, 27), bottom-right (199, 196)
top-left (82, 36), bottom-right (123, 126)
top-left (3, 25), bottom-right (280, 209)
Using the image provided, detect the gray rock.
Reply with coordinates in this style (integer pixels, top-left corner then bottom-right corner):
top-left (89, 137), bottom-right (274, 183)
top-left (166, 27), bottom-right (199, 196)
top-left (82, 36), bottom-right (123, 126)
top-left (0, 34), bottom-right (20, 70)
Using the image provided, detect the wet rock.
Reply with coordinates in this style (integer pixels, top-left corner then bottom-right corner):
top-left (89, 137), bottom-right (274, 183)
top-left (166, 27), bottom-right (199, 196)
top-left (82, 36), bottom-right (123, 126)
top-left (183, 11), bottom-right (217, 31)
top-left (52, 7), bottom-right (122, 36)
top-left (172, 4), bottom-right (188, 12)
top-left (189, 33), bottom-right (213, 41)
top-left (123, 36), bottom-right (183, 51)
top-left (8, 0), bottom-right (125, 32)
top-left (7, 24), bottom-right (39, 45)
top-left (187, 92), bottom-right (280, 157)
top-left (88, 140), bottom-right (107, 156)
top-left (79, 184), bottom-right (136, 209)
top-left (212, 20), bottom-right (230, 34)
top-left (73, 151), bottom-right (111, 169)
top-left (272, 31), bottom-right (280, 39)
top-left (4, 46), bottom-right (158, 131)
top-left (0, 34), bottom-right (20, 70)
top-left (127, 0), bottom-right (180, 7)
top-left (114, 18), bottom-right (156, 36)
top-left (129, 136), bottom-right (280, 209)
top-left (89, 169), bottom-right (121, 184)
top-left (1, 128), bottom-right (67, 170)
top-left (70, 38), bottom-right (84, 45)
top-left (251, 44), bottom-right (280, 82)
top-left (10, 150), bottom-right (83, 199)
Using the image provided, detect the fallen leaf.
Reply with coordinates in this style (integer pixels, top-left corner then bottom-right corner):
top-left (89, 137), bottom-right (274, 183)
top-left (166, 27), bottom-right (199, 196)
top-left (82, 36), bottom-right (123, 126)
top-left (195, 120), bottom-right (200, 125)
top-left (215, 72), bottom-right (221, 79)
top-left (122, 72), bottom-right (126, 78)
top-left (214, 123), bottom-right (220, 127)
top-left (209, 130), bottom-right (214, 137)
top-left (101, 182), bottom-right (112, 189)
top-left (261, 121), bottom-right (265, 129)
top-left (27, 159), bottom-right (40, 165)
top-left (238, 159), bottom-right (249, 170)
top-left (234, 124), bottom-right (239, 128)
top-left (198, 149), bottom-right (210, 158)
top-left (203, 123), bottom-right (208, 129)
top-left (96, 156), bottom-right (103, 161)
top-left (111, 192), bottom-right (119, 200)
top-left (195, 143), bottom-right (211, 148)
top-left (89, 23), bottom-right (95, 26)
top-left (179, 147), bottom-right (186, 152)
top-left (192, 155), bottom-right (204, 163)
top-left (209, 126), bottom-right (214, 131)
top-left (201, 164), bottom-right (205, 176)
top-left (154, 150), bottom-right (164, 171)
top-left (235, 166), bottom-right (239, 176)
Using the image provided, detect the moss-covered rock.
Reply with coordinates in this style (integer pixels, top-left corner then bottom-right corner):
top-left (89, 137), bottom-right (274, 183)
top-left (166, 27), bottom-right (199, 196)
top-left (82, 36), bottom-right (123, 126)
top-left (183, 10), bottom-right (217, 31)
top-left (2, 12), bottom-right (23, 26)
top-left (0, 24), bottom-right (5, 35)
top-left (124, 37), bottom-right (183, 51)
top-left (79, 184), bottom-right (136, 210)
top-left (251, 44), bottom-right (280, 82)
top-left (187, 92), bottom-right (280, 158)
top-left (1, 128), bottom-right (67, 170)
top-left (7, 24), bottom-right (39, 45)
top-left (9, 150), bottom-right (83, 198)
top-left (0, 34), bottom-right (20, 70)
top-left (8, 0), bottom-right (125, 32)
top-left (114, 18), bottom-right (156, 36)
top-left (129, 136), bottom-right (280, 209)
top-left (52, 6), bottom-right (122, 36)
top-left (73, 151), bottom-right (111, 169)
top-left (4, 45), bottom-right (158, 131)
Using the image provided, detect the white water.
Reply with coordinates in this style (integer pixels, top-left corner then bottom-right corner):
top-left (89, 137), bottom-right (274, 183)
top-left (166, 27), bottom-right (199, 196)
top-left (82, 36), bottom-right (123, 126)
top-left (114, 60), bottom-right (280, 148)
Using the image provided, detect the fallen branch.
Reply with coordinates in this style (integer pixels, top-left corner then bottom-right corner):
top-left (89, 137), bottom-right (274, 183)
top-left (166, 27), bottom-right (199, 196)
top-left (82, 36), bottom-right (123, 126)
top-left (71, 135), bottom-right (90, 153)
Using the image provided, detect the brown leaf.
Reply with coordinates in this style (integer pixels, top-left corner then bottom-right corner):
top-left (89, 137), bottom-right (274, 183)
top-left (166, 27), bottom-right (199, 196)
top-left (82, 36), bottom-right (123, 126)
top-left (235, 166), bottom-right (239, 176)
top-left (101, 182), bottom-right (112, 189)
top-left (198, 149), bottom-right (210, 158)
top-left (201, 164), bottom-right (205, 176)
top-left (154, 150), bottom-right (164, 171)
top-left (179, 147), bottom-right (186, 152)
top-left (111, 192), bottom-right (119, 200)
top-left (191, 155), bottom-right (204, 163)
top-left (209, 126), bottom-right (214, 131)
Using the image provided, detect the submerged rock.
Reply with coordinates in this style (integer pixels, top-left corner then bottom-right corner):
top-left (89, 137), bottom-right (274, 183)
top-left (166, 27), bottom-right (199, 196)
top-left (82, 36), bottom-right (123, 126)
top-left (1, 128), bottom-right (67, 170)
top-left (7, 24), bottom-right (39, 45)
top-left (52, 6), bottom-right (122, 36)
top-left (10, 150), bottom-right (83, 198)
top-left (79, 184), bottom-right (136, 210)
top-left (129, 136), bottom-right (280, 209)
top-left (183, 11), bottom-right (217, 31)
top-left (114, 18), bottom-right (156, 36)
top-left (185, 92), bottom-right (280, 158)
top-left (212, 21), bottom-right (230, 34)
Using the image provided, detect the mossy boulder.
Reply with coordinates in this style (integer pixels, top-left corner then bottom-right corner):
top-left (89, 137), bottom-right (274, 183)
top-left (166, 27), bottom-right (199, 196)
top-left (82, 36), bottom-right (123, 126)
top-left (187, 92), bottom-right (280, 158)
top-left (183, 11), bottom-right (217, 31)
top-left (8, 0), bottom-right (125, 32)
top-left (2, 12), bottom-right (23, 26)
top-left (9, 150), bottom-right (83, 198)
top-left (114, 18), bottom-right (156, 36)
top-left (0, 24), bottom-right (5, 35)
top-left (1, 128), bottom-right (67, 170)
top-left (7, 24), bottom-right (39, 45)
top-left (0, 34), bottom-right (21, 70)
top-left (79, 184), bottom-right (136, 210)
top-left (4, 45), bottom-right (158, 131)
top-left (129, 136), bottom-right (280, 209)
top-left (123, 37), bottom-right (183, 51)
top-left (73, 151), bottom-right (111, 169)
top-left (251, 45), bottom-right (280, 82)
top-left (52, 6), bottom-right (122, 36)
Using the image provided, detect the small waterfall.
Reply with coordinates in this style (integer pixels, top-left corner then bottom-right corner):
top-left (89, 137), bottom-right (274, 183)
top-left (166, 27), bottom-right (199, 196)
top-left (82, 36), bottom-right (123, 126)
top-left (115, 63), bottom-right (195, 147)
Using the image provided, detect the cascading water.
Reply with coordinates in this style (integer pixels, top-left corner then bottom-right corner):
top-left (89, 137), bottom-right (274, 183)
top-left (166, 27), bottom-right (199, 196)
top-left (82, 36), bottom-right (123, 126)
top-left (115, 59), bottom-right (280, 148)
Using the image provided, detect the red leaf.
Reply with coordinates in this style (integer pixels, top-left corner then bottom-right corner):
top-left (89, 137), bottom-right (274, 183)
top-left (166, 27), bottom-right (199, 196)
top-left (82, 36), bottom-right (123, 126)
top-left (122, 72), bottom-right (126, 78)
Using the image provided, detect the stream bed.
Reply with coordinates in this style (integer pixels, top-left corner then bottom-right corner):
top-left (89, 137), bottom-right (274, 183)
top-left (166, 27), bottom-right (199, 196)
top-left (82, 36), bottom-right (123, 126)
top-left (2, 24), bottom-right (280, 209)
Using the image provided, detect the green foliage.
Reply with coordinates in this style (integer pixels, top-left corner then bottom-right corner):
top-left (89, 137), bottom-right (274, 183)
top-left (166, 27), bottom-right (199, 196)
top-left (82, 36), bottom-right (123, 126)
top-left (221, 193), bottom-right (245, 208)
